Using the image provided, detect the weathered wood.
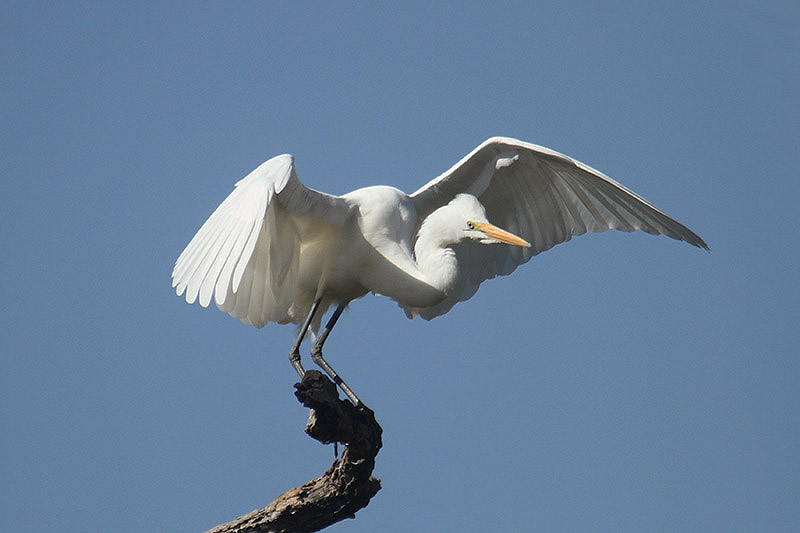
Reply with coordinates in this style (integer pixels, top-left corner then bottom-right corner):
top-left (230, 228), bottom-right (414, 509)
top-left (207, 370), bottom-right (382, 533)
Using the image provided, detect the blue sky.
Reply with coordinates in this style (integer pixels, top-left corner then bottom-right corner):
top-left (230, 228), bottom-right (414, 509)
top-left (2, 2), bottom-right (798, 531)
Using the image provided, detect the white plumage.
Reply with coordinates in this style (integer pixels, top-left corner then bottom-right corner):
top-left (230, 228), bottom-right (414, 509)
top-left (172, 137), bottom-right (707, 405)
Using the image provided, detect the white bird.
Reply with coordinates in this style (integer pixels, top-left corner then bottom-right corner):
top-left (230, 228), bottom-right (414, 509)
top-left (172, 137), bottom-right (707, 406)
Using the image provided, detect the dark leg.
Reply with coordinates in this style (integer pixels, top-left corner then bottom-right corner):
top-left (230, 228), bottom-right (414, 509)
top-left (289, 298), bottom-right (322, 378)
top-left (310, 303), bottom-right (363, 407)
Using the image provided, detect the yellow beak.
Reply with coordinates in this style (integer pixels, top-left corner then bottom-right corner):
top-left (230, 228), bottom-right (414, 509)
top-left (472, 221), bottom-right (531, 247)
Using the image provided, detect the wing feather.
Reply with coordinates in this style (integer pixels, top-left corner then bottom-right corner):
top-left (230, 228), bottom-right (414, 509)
top-left (409, 137), bottom-right (707, 319)
top-left (197, 217), bottom-right (245, 307)
top-left (214, 217), bottom-right (252, 305)
top-left (173, 209), bottom-right (228, 298)
top-left (182, 219), bottom-right (231, 304)
top-left (246, 221), bottom-right (269, 325)
top-left (172, 154), bottom-right (351, 328)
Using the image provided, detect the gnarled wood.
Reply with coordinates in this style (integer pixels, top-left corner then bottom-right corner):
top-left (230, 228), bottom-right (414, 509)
top-left (207, 371), bottom-right (382, 533)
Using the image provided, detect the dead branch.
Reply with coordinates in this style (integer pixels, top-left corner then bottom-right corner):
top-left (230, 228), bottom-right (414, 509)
top-left (207, 370), bottom-right (382, 533)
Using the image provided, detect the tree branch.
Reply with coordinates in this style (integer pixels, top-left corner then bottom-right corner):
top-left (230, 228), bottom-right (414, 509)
top-left (207, 370), bottom-right (383, 533)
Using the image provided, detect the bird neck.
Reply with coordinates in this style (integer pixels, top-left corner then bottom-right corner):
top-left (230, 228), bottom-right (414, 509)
top-left (413, 229), bottom-right (459, 294)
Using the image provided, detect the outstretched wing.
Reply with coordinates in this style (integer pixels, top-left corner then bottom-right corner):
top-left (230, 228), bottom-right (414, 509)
top-left (172, 154), bottom-right (351, 328)
top-left (408, 137), bottom-right (708, 319)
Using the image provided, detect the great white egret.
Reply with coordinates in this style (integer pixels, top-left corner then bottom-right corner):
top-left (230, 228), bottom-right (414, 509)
top-left (172, 137), bottom-right (707, 406)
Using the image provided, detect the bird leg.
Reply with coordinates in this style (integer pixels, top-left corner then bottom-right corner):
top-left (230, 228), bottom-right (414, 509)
top-left (310, 303), bottom-right (363, 407)
top-left (289, 299), bottom-right (322, 378)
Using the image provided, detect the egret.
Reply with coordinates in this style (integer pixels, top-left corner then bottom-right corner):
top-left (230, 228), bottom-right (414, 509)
top-left (172, 137), bottom-right (707, 406)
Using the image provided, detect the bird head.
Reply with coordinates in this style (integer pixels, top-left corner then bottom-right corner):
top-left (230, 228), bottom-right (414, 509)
top-left (452, 194), bottom-right (530, 247)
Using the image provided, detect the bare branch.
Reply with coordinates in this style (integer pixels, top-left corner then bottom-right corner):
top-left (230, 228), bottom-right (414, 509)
top-left (207, 371), bottom-right (382, 533)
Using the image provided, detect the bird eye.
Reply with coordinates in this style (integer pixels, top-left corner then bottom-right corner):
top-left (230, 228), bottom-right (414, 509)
top-left (466, 221), bottom-right (476, 230)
